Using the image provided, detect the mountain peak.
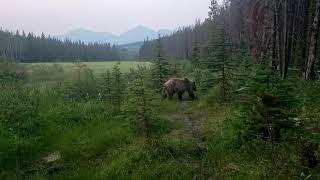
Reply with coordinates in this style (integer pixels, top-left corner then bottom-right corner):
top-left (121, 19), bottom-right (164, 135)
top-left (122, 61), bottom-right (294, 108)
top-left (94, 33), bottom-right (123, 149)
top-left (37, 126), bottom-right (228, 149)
top-left (60, 26), bottom-right (172, 45)
top-left (69, 28), bottom-right (91, 33)
top-left (123, 25), bottom-right (155, 34)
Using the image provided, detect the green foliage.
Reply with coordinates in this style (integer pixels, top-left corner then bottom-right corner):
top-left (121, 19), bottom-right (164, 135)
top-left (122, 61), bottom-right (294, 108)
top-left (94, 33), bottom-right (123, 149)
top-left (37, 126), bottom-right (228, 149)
top-left (111, 62), bottom-right (125, 113)
top-left (0, 61), bottom-right (27, 84)
top-left (191, 43), bottom-right (201, 66)
top-left (0, 86), bottom-right (50, 178)
top-left (0, 87), bottom-right (43, 138)
top-left (237, 64), bottom-right (300, 142)
top-left (293, 39), bottom-right (306, 70)
top-left (200, 20), bottom-right (237, 102)
top-left (125, 65), bottom-right (161, 138)
top-left (0, 29), bottom-right (121, 62)
top-left (208, 0), bottom-right (219, 21)
top-left (99, 69), bottom-right (112, 103)
top-left (28, 63), bottom-right (65, 82)
top-left (151, 36), bottom-right (170, 92)
top-left (98, 138), bottom-right (201, 179)
top-left (232, 50), bottom-right (254, 87)
top-left (64, 62), bottom-right (98, 101)
top-left (192, 68), bottom-right (203, 88)
top-left (1, 56), bottom-right (319, 179)
top-left (195, 69), bottom-right (215, 91)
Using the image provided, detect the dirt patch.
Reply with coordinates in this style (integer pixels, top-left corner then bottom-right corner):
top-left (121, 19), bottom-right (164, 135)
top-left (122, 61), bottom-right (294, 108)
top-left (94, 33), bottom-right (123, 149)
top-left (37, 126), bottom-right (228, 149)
top-left (162, 102), bottom-right (206, 142)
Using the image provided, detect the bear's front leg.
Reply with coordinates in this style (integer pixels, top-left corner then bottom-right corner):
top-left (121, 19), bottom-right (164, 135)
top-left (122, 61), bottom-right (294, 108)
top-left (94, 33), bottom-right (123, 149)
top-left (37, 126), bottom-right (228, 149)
top-left (178, 92), bottom-right (183, 101)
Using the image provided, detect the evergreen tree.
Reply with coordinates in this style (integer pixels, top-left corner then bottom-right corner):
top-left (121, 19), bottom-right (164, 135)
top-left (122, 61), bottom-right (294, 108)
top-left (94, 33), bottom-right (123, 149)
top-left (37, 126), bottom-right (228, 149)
top-left (65, 62), bottom-right (97, 101)
top-left (151, 35), bottom-right (170, 92)
top-left (208, 0), bottom-right (220, 21)
top-left (191, 37), bottom-right (202, 88)
top-left (100, 70), bottom-right (112, 104)
top-left (191, 40), bottom-right (201, 66)
top-left (202, 8), bottom-right (236, 101)
top-left (238, 64), bottom-right (298, 143)
top-left (111, 63), bottom-right (125, 113)
top-left (126, 65), bottom-right (158, 139)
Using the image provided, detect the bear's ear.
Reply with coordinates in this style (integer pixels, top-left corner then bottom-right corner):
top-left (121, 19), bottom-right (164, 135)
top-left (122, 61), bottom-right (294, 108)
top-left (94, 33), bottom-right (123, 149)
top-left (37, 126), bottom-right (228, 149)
top-left (184, 78), bottom-right (189, 82)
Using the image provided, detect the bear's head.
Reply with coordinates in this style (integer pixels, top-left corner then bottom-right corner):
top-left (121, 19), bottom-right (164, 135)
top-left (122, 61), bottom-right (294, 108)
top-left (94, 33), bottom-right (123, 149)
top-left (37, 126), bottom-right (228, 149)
top-left (184, 78), bottom-right (197, 92)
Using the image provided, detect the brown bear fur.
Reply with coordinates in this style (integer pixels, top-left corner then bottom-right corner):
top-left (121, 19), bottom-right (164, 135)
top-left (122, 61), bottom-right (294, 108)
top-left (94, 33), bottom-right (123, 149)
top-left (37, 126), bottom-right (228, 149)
top-left (162, 78), bottom-right (197, 100)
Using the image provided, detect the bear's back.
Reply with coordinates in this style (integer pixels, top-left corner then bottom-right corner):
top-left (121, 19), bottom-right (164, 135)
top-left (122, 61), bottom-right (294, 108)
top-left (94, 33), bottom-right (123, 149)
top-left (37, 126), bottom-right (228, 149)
top-left (165, 78), bottom-right (188, 92)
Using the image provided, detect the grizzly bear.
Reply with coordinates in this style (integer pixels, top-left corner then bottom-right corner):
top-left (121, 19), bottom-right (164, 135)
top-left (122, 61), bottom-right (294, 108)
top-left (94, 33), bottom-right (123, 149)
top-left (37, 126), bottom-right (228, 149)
top-left (162, 78), bottom-right (197, 100)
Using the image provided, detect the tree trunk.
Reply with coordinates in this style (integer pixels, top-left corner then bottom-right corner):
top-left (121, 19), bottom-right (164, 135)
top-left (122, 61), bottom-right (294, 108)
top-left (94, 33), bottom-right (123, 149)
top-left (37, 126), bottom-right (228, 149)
top-left (285, 0), bottom-right (295, 78)
top-left (272, 0), bottom-right (278, 67)
top-left (305, 0), bottom-right (320, 80)
top-left (281, 0), bottom-right (288, 79)
top-left (277, 1), bottom-right (285, 75)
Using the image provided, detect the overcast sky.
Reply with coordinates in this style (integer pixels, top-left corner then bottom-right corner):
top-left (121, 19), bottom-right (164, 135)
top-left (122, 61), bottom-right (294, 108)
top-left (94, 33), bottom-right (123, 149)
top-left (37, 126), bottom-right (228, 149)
top-left (0, 0), bottom-right (215, 35)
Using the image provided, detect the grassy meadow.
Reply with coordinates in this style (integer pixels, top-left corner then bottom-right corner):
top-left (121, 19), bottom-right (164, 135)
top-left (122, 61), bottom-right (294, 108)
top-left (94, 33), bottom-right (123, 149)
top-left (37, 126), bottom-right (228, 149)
top-left (23, 61), bottom-right (150, 74)
top-left (24, 61), bottom-right (149, 80)
top-left (22, 61), bottom-right (151, 87)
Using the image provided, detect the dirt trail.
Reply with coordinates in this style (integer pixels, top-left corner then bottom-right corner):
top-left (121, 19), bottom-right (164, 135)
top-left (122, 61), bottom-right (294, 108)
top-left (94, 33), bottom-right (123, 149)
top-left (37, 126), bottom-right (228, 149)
top-left (163, 101), bottom-right (206, 142)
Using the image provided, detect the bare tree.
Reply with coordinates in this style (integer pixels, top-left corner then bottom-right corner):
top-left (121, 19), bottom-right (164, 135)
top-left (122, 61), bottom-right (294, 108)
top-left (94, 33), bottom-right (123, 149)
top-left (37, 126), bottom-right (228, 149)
top-left (305, 0), bottom-right (320, 80)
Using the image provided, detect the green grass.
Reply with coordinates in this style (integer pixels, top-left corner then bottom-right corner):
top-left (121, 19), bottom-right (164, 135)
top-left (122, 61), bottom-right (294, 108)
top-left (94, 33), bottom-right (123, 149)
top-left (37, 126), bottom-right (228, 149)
top-left (23, 61), bottom-right (150, 74)
top-left (21, 61), bottom-right (151, 87)
top-left (2, 61), bottom-right (319, 179)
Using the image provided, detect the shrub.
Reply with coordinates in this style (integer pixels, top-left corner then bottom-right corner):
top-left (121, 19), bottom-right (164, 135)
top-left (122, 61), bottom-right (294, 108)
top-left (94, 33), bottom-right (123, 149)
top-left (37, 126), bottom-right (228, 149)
top-left (0, 61), bottom-right (27, 84)
top-left (64, 63), bottom-right (98, 101)
top-left (237, 64), bottom-right (299, 143)
top-left (0, 86), bottom-right (43, 139)
top-left (125, 65), bottom-right (162, 138)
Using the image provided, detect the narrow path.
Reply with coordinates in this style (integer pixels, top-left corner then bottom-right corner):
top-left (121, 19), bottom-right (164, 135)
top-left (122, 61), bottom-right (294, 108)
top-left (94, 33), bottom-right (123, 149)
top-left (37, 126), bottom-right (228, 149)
top-left (162, 101), bottom-right (206, 143)
top-left (161, 100), bottom-right (212, 179)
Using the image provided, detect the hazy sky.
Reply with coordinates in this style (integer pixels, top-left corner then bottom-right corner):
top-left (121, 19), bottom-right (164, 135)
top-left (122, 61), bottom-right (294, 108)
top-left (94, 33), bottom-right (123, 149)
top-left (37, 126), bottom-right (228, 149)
top-left (0, 0), bottom-right (213, 35)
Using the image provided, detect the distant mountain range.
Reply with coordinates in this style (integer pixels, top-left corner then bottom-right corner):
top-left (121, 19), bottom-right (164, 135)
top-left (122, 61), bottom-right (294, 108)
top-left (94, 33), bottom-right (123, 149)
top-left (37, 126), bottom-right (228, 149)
top-left (58, 26), bottom-right (172, 45)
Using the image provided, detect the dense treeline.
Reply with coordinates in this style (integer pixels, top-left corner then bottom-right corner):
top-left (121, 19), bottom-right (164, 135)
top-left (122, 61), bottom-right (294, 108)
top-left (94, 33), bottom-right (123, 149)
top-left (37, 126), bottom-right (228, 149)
top-left (243, 0), bottom-right (320, 79)
top-left (0, 29), bottom-right (121, 62)
top-left (140, 0), bottom-right (320, 80)
top-left (139, 20), bottom-right (210, 60)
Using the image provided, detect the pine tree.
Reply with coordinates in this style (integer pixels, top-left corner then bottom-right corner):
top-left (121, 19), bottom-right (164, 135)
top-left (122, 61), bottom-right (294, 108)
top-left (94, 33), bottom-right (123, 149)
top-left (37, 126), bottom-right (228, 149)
top-left (126, 65), bottom-right (158, 139)
top-left (208, 0), bottom-right (220, 21)
top-left (151, 35), bottom-right (170, 92)
top-left (202, 8), bottom-right (236, 101)
top-left (65, 62), bottom-right (98, 101)
top-left (111, 63), bottom-right (124, 113)
top-left (191, 40), bottom-right (201, 66)
top-left (191, 35), bottom-right (203, 88)
top-left (101, 69), bottom-right (112, 104)
top-left (238, 63), bottom-right (298, 143)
